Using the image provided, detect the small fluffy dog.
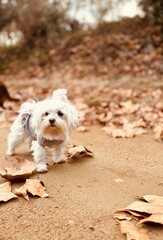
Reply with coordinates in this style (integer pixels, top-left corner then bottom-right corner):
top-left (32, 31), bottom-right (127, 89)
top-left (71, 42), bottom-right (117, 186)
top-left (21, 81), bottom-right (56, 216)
top-left (6, 89), bottom-right (78, 172)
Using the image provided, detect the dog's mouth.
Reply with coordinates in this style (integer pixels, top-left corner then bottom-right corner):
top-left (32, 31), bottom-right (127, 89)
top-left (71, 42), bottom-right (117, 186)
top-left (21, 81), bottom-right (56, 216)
top-left (40, 124), bottom-right (65, 138)
top-left (49, 123), bottom-right (56, 127)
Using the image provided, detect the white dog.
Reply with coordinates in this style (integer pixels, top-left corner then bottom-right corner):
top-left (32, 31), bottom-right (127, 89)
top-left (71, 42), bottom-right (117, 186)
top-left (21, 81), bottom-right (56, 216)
top-left (6, 89), bottom-right (79, 172)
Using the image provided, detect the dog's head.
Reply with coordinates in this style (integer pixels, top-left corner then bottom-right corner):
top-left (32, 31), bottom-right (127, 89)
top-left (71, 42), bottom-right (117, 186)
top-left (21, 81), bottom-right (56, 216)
top-left (31, 89), bottom-right (79, 141)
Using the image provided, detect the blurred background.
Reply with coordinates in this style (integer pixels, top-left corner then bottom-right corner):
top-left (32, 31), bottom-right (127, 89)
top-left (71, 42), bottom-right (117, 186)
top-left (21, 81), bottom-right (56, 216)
top-left (0, 0), bottom-right (162, 81)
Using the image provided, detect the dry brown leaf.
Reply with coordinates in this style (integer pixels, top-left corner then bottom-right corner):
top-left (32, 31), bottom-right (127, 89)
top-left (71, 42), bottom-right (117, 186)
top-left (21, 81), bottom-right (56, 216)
top-left (67, 145), bottom-right (94, 159)
top-left (131, 119), bottom-right (147, 128)
top-left (153, 125), bottom-right (163, 141)
top-left (114, 195), bottom-right (163, 239)
top-left (124, 201), bottom-right (163, 214)
top-left (139, 213), bottom-right (163, 225)
top-left (120, 100), bottom-right (139, 114)
top-left (112, 129), bottom-right (127, 138)
top-left (15, 179), bottom-right (48, 201)
top-left (113, 211), bottom-right (132, 221)
top-left (103, 125), bottom-right (147, 138)
top-left (0, 158), bottom-right (36, 181)
top-left (97, 112), bottom-right (113, 124)
top-left (77, 126), bottom-right (89, 132)
top-left (0, 181), bottom-right (17, 202)
top-left (118, 220), bottom-right (150, 240)
top-left (126, 210), bottom-right (147, 219)
top-left (131, 127), bottom-right (147, 136)
top-left (114, 210), bottom-right (147, 221)
top-left (140, 195), bottom-right (163, 205)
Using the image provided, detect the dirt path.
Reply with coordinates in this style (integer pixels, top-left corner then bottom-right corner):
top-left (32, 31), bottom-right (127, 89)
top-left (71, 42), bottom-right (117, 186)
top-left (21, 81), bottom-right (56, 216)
top-left (0, 126), bottom-right (162, 240)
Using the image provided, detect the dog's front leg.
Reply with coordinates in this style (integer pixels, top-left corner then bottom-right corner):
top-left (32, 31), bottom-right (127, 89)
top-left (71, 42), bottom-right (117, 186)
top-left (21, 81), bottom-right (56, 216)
top-left (53, 145), bottom-right (65, 164)
top-left (32, 141), bottom-right (47, 172)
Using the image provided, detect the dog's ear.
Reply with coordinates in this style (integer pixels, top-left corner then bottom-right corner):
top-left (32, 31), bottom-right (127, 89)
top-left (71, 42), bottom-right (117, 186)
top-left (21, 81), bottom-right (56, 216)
top-left (66, 103), bottom-right (79, 129)
top-left (52, 89), bottom-right (68, 102)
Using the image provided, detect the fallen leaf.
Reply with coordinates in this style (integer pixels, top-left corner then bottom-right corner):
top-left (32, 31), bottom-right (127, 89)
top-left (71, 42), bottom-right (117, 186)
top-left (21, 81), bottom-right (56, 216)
top-left (0, 182), bottom-right (17, 202)
top-left (120, 100), bottom-right (139, 114)
top-left (131, 127), bottom-right (147, 136)
top-left (139, 213), bottom-right (163, 225)
top-left (153, 125), bottom-right (163, 141)
top-left (114, 209), bottom-right (148, 222)
top-left (15, 179), bottom-right (48, 201)
top-left (113, 211), bottom-right (132, 221)
top-left (124, 201), bottom-right (163, 214)
top-left (97, 112), bottom-right (113, 123)
top-left (118, 220), bottom-right (150, 240)
top-left (112, 129), bottom-right (127, 138)
top-left (126, 210), bottom-right (147, 219)
top-left (114, 193), bottom-right (163, 240)
top-left (77, 126), bottom-right (89, 132)
top-left (114, 195), bottom-right (163, 239)
top-left (140, 195), bottom-right (163, 205)
top-left (67, 145), bottom-right (94, 159)
top-left (0, 158), bottom-right (36, 181)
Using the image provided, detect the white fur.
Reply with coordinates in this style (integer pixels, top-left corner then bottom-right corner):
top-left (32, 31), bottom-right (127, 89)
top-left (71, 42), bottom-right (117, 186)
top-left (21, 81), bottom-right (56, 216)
top-left (6, 89), bottom-right (79, 172)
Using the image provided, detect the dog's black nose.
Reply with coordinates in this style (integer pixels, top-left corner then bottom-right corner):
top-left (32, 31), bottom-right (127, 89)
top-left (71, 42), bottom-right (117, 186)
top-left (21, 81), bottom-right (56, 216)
top-left (49, 119), bottom-right (56, 125)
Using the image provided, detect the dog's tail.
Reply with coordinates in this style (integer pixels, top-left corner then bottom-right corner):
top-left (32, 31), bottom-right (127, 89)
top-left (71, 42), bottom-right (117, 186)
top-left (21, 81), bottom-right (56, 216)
top-left (19, 100), bottom-right (36, 114)
top-left (52, 89), bottom-right (68, 102)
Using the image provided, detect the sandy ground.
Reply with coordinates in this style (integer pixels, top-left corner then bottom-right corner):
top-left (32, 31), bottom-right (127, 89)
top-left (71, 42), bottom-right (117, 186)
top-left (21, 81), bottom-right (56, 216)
top-left (0, 125), bottom-right (163, 240)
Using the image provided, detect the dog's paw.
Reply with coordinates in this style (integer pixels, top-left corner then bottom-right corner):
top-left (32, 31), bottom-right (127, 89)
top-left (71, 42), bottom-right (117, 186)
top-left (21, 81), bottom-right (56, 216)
top-left (37, 165), bottom-right (48, 173)
top-left (6, 150), bottom-right (14, 156)
top-left (53, 159), bottom-right (65, 164)
top-left (53, 157), bottom-right (65, 164)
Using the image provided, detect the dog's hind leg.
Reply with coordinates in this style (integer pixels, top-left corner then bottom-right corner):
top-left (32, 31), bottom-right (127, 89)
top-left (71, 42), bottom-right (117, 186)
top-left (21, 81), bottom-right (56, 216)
top-left (6, 129), bottom-right (27, 156)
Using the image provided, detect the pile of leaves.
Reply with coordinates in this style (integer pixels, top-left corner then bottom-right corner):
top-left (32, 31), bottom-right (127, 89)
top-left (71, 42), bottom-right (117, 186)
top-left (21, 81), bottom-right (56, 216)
top-left (75, 87), bottom-right (163, 140)
top-left (0, 23), bottom-right (162, 80)
top-left (47, 25), bottom-right (163, 79)
top-left (0, 158), bottom-right (48, 202)
top-left (114, 195), bottom-right (163, 240)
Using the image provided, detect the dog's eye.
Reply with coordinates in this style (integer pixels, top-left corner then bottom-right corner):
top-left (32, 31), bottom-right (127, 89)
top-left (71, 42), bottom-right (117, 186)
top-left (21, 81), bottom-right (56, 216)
top-left (45, 112), bottom-right (49, 116)
top-left (58, 110), bottom-right (64, 117)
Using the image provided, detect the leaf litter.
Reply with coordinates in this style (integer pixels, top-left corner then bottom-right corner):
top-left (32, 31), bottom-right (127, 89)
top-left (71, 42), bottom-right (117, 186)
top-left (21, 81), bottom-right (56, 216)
top-left (0, 158), bottom-right (48, 202)
top-left (76, 87), bottom-right (163, 140)
top-left (0, 157), bottom-right (36, 181)
top-left (0, 181), bottom-right (17, 203)
top-left (118, 220), bottom-right (150, 240)
top-left (114, 195), bottom-right (163, 240)
top-left (67, 145), bottom-right (94, 159)
top-left (0, 144), bottom-right (93, 203)
top-left (15, 179), bottom-right (48, 201)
